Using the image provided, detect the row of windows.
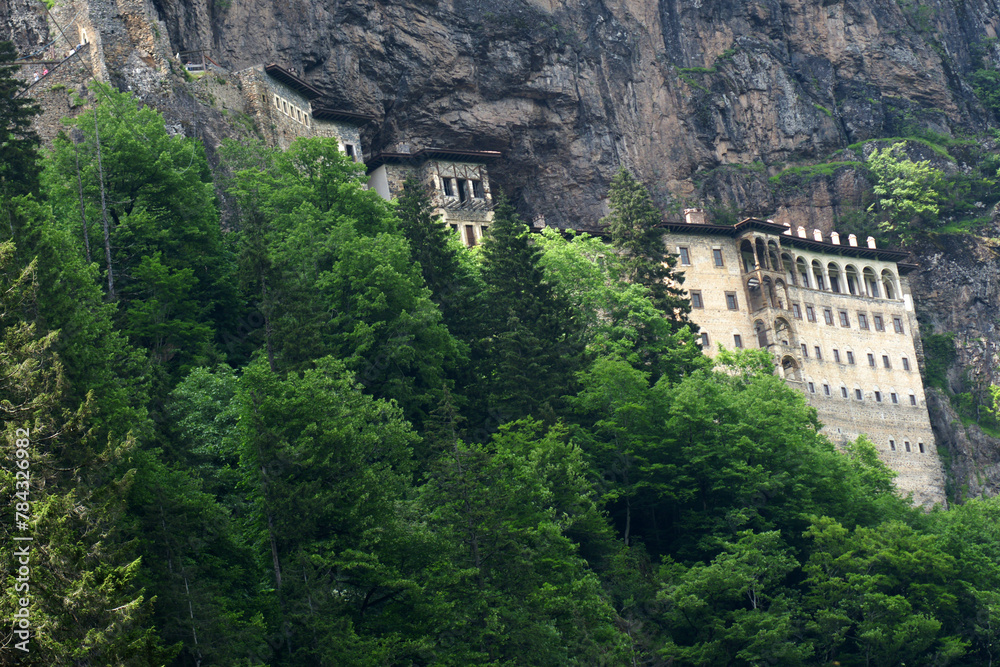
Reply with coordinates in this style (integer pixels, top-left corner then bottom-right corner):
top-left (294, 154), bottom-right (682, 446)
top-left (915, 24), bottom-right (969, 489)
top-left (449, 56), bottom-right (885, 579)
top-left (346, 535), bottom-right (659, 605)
top-left (889, 438), bottom-right (927, 454)
top-left (791, 303), bottom-right (906, 334)
top-left (689, 290), bottom-right (736, 310)
top-left (677, 244), bottom-right (900, 302)
top-left (273, 94), bottom-right (310, 126)
top-left (799, 344), bottom-right (912, 371)
top-left (441, 177), bottom-right (486, 202)
top-left (805, 381), bottom-right (919, 406)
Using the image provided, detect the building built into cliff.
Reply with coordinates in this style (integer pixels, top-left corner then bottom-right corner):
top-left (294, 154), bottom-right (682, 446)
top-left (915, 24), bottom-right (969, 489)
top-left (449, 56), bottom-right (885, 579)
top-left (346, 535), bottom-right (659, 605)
top-left (661, 209), bottom-right (946, 506)
top-left (367, 148), bottom-right (500, 247)
top-left (235, 63), bottom-right (375, 155)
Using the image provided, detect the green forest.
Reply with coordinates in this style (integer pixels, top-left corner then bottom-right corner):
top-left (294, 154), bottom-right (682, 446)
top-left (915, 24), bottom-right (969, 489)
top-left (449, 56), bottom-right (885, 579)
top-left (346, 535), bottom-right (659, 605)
top-left (3, 47), bottom-right (1000, 666)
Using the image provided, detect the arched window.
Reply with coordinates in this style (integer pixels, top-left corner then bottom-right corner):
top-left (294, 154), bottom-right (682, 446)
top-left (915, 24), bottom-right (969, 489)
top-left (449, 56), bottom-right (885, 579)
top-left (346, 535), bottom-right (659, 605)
top-left (812, 260), bottom-right (826, 291)
top-left (796, 258), bottom-right (810, 288)
top-left (774, 279), bottom-right (787, 309)
top-left (881, 269), bottom-right (898, 300)
top-left (740, 240), bottom-right (756, 273)
top-left (755, 319), bottom-right (768, 348)
top-left (863, 267), bottom-right (880, 298)
top-left (827, 262), bottom-right (843, 293)
top-left (747, 277), bottom-right (765, 312)
top-left (845, 265), bottom-right (860, 295)
top-left (782, 253), bottom-right (796, 285)
top-left (755, 238), bottom-right (769, 270)
top-left (775, 317), bottom-right (792, 345)
top-left (782, 356), bottom-right (799, 381)
top-left (768, 241), bottom-right (782, 271)
top-left (763, 276), bottom-right (777, 308)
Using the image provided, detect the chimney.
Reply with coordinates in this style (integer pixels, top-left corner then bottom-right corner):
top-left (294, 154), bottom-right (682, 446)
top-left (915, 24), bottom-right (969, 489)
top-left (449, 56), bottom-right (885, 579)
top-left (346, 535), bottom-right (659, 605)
top-left (797, 226), bottom-right (807, 238)
top-left (683, 208), bottom-right (706, 225)
top-left (830, 231), bottom-right (840, 245)
top-left (813, 229), bottom-right (823, 242)
top-left (867, 236), bottom-right (877, 249)
top-left (848, 234), bottom-right (858, 247)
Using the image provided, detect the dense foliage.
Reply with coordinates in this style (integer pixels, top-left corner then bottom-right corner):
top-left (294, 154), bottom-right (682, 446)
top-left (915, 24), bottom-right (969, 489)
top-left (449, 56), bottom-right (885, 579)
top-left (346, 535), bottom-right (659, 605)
top-left (4, 63), bottom-right (1000, 666)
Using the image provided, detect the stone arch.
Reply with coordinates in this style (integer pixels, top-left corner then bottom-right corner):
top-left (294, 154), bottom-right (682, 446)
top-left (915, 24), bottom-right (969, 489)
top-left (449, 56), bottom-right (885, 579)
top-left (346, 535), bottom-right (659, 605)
top-left (754, 319), bottom-right (768, 348)
top-left (762, 276), bottom-right (778, 308)
top-left (863, 266), bottom-right (880, 298)
top-left (768, 241), bottom-right (782, 271)
top-left (845, 264), bottom-right (861, 295)
top-left (827, 261), bottom-right (844, 294)
top-left (782, 356), bottom-right (800, 381)
top-left (755, 238), bottom-right (769, 270)
top-left (881, 269), bottom-right (899, 300)
top-left (740, 240), bottom-right (756, 272)
top-left (745, 277), bottom-right (764, 312)
top-left (774, 279), bottom-right (788, 309)
top-left (774, 317), bottom-right (793, 346)
top-left (782, 253), bottom-right (796, 285)
top-left (812, 259), bottom-right (826, 291)
top-left (796, 257), bottom-right (810, 288)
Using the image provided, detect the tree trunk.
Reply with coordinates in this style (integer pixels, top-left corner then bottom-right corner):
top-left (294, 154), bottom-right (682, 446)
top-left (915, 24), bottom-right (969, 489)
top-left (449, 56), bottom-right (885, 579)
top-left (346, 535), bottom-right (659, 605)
top-left (72, 138), bottom-right (92, 264)
top-left (93, 113), bottom-right (115, 299)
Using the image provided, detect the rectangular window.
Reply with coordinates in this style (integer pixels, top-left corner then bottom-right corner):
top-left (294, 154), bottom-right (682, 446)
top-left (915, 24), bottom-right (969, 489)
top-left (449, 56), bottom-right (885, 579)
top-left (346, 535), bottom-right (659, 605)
top-left (891, 392), bottom-right (898, 404)
top-left (344, 144), bottom-right (356, 160)
top-left (890, 439), bottom-right (896, 451)
top-left (800, 343), bottom-right (808, 358)
top-left (875, 391), bottom-right (882, 402)
top-left (882, 355), bottom-right (891, 369)
top-left (833, 349), bottom-right (841, 363)
top-left (690, 291), bottom-right (703, 309)
top-left (713, 248), bottom-right (724, 267)
top-left (824, 384), bottom-right (831, 396)
top-left (902, 357), bottom-right (911, 371)
top-left (725, 292), bottom-right (738, 310)
top-left (910, 394), bottom-right (917, 406)
top-left (874, 315), bottom-right (884, 332)
top-left (806, 306), bottom-right (816, 322)
top-left (808, 382), bottom-right (815, 393)
top-left (841, 386), bottom-right (849, 398)
top-left (700, 332), bottom-right (709, 348)
top-left (855, 388), bottom-right (863, 401)
top-left (839, 310), bottom-right (849, 327)
top-left (868, 353), bottom-right (876, 367)
top-left (824, 308), bottom-right (834, 325)
top-left (858, 313), bottom-right (869, 330)
top-left (814, 346), bottom-right (822, 360)
top-left (471, 179), bottom-right (485, 198)
top-left (678, 247), bottom-right (691, 265)
top-left (457, 179), bottom-right (469, 203)
top-left (792, 303), bottom-right (802, 319)
top-left (443, 178), bottom-right (455, 197)
top-left (465, 225), bottom-right (477, 246)
top-left (893, 317), bottom-right (904, 334)
top-left (918, 442), bottom-right (925, 453)
top-left (904, 441), bottom-right (911, 452)
top-left (734, 334), bottom-right (743, 349)
top-left (847, 351), bottom-right (855, 365)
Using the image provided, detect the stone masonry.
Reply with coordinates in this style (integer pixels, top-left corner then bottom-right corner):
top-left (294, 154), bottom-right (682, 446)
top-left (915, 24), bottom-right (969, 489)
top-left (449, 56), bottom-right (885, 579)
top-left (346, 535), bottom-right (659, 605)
top-left (662, 210), bottom-right (947, 507)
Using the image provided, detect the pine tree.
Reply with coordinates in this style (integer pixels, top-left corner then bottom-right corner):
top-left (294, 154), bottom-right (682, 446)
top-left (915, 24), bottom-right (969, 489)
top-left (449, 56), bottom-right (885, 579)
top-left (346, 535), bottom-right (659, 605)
top-left (478, 193), bottom-right (584, 424)
top-left (601, 168), bottom-right (692, 326)
top-left (0, 41), bottom-right (41, 203)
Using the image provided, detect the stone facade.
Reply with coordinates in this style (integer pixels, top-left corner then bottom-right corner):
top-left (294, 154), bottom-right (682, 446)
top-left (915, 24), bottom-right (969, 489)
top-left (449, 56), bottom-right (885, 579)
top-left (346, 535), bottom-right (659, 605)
top-left (662, 212), bottom-right (946, 507)
top-left (367, 150), bottom-right (499, 246)
top-left (234, 64), bottom-right (369, 155)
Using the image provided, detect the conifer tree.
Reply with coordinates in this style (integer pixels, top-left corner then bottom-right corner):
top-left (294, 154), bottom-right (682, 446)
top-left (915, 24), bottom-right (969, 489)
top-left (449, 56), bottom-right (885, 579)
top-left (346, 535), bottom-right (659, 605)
top-left (0, 41), bottom-right (41, 203)
top-left (478, 193), bottom-right (584, 424)
top-left (601, 168), bottom-right (692, 327)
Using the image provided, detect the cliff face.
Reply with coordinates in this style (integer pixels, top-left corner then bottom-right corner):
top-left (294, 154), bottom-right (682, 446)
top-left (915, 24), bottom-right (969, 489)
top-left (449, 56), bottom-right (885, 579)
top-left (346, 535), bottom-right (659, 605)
top-left (141, 0), bottom-right (1000, 226)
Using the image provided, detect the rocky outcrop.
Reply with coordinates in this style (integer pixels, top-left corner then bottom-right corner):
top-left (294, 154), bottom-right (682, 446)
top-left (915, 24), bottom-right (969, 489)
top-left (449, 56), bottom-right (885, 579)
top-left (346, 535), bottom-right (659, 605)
top-left (928, 389), bottom-right (1000, 501)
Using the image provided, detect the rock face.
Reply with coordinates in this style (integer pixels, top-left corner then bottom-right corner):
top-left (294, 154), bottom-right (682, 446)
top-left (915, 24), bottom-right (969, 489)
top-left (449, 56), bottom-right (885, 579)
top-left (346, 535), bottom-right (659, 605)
top-left (138, 0), bottom-right (1000, 227)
